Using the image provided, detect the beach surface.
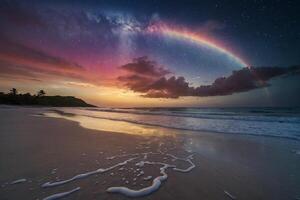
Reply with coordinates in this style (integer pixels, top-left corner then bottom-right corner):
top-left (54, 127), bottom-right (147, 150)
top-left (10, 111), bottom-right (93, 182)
top-left (0, 106), bottom-right (300, 200)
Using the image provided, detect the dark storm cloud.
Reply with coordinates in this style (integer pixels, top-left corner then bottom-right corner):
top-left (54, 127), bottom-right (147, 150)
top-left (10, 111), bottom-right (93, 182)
top-left (119, 56), bottom-right (170, 77)
top-left (117, 56), bottom-right (171, 93)
top-left (118, 74), bottom-right (155, 93)
top-left (118, 56), bottom-right (173, 95)
top-left (118, 58), bottom-right (300, 98)
top-left (142, 76), bottom-right (192, 98)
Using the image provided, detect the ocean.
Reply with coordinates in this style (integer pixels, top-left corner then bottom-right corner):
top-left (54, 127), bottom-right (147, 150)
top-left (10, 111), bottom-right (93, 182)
top-left (49, 107), bottom-right (300, 140)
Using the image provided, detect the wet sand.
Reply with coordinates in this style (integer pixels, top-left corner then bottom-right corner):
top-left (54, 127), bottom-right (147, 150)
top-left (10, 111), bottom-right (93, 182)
top-left (0, 106), bottom-right (300, 200)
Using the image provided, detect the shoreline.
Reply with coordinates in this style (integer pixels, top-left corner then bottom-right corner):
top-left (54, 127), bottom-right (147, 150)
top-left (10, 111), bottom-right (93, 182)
top-left (0, 107), bottom-right (299, 199)
top-left (2, 105), bottom-right (300, 142)
top-left (45, 108), bottom-right (300, 142)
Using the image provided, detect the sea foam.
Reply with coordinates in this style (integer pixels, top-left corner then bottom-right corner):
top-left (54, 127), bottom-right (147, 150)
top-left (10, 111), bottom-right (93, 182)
top-left (43, 187), bottom-right (80, 200)
top-left (10, 179), bottom-right (27, 185)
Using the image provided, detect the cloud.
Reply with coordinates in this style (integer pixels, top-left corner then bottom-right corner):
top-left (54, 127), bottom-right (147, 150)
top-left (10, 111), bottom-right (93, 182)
top-left (117, 56), bottom-right (171, 93)
top-left (0, 35), bottom-right (118, 87)
top-left (0, 37), bottom-right (83, 71)
top-left (0, 35), bottom-right (89, 83)
top-left (141, 76), bottom-right (192, 98)
top-left (0, 60), bottom-right (42, 82)
top-left (119, 56), bottom-right (170, 77)
top-left (118, 58), bottom-right (300, 98)
top-left (66, 81), bottom-right (97, 88)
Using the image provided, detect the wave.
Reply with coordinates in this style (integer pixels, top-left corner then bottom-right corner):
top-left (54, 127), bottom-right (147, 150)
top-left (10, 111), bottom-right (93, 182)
top-left (84, 108), bottom-right (300, 124)
top-left (50, 109), bottom-right (300, 141)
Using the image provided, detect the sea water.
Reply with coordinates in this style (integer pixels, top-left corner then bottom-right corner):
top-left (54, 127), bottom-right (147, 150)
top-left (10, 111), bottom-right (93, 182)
top-left (49, 107), bottom-right (300, 140)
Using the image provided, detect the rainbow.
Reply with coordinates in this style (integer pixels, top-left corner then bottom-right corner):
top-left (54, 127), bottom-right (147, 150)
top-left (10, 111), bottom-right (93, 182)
top-left (147, 24), bottom-right (249, 67)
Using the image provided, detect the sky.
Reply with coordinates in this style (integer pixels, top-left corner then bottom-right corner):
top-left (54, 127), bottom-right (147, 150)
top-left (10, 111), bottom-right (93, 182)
top-left (0, 0), bottom-right (299, 107)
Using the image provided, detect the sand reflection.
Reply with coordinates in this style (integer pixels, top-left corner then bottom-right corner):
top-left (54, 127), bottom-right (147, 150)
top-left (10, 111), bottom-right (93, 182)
top-left (44, 112), bottom-right (171, 137)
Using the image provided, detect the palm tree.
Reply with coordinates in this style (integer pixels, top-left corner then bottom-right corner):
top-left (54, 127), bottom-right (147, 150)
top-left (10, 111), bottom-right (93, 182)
top-left (9, 88), bottom-right (17, 95)
top-left (37, 90), bottom-right (46, 97)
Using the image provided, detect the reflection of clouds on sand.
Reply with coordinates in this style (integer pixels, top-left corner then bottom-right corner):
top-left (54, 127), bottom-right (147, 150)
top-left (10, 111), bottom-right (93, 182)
top-left (44, 111), bottom-right (172, 137)
top-left (183, 136), bottom-right (219, 156)
top-left (41, 107), bottom-right (300, 141)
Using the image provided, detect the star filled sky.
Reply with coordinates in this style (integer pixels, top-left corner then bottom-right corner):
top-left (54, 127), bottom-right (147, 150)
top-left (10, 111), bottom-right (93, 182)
top-left (0, 0), bottom-right (299, 107)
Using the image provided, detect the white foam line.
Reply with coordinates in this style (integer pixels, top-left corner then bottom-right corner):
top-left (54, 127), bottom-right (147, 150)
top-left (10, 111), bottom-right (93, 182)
top-left (166, 153), bottom-right (196, 172)
top-left (106, 153), bottom-right (139, 160)
top-left (136, 170), bottom-right (144, 177)
top-left (51, 169), bottom-right (57, 174)
top-left (42, 158), bottom-right (137, 187)
top-left (41, 151), bottom-right (196, 198)
top-left (142, 152), bottom-right (151, 159)
top-left (43, 187), bottom-right (80, 200)
top-left (107, 152), bottom-right (156, 162)
top-left (143, 176), bottom-right (152, 181)
top-left (135, 161), bottom-right (145, 167)
top-left (224, 190), bottom-right (236, 199)
top-left (166, 153), bottom-right (194, 161)
top-left (10, 179), bottom-right (27, 184)
top-left (135, 153), bottom-right (196, 173)
top-left (173, 159), bottom-right (196, 172)
top-left (107, 162), bottom-right (174, 197)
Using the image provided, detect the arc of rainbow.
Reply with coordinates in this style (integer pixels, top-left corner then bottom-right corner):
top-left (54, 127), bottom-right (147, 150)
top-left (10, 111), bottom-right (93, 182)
top-left (146, 25), bottom-right (249, 67)
top-left (146, 25), bottom-right (275, 98)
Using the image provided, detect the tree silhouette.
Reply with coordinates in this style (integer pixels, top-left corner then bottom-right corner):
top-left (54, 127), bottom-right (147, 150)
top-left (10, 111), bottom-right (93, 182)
top-left (37, 90), bottom-right (46, 97)
top-left (0, 89), bottom-right (93, 106)
top-left (9, 88), bottom-right (17, 95)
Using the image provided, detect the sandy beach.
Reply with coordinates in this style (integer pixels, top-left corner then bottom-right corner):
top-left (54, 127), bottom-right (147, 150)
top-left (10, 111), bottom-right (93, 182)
top-left (0, 106), bottom-right (300, 200)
